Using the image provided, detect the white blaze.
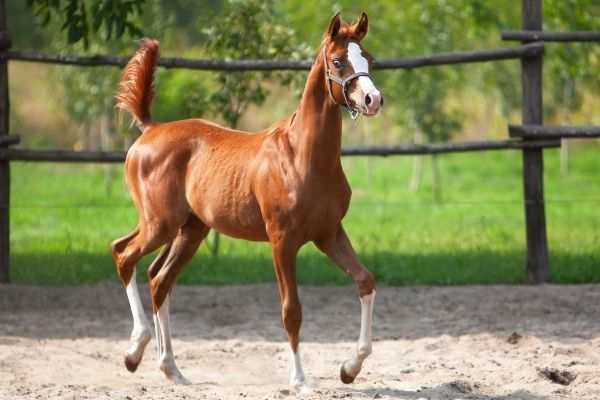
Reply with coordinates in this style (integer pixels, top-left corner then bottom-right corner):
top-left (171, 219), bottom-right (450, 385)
top-left (347, 42), bottom-right (377, 95)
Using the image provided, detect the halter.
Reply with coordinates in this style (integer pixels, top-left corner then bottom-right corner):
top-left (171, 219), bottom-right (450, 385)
top-left (322, 47), bottom-right (371, 119)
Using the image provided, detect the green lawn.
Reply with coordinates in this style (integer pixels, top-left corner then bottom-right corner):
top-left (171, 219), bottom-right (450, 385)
top-left (9, 144), bottom-right (600, 285)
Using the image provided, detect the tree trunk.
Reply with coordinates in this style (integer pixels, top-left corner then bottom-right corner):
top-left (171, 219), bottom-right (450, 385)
top-left (100, 105), bottom-right (114, 197)
top-left (431, 154), bottom-right (443, 204)
top-left (365, 118), bottom-right (373, 181)
top-left (560, 76), bottom-right (573, 176)
top-left (560, 138), bottom-right (569, 176)
top-left (409, 131), bottom-right (423, 192)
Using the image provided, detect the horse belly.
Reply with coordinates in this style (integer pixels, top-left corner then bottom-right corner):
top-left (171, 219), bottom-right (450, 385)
top-left (187, 182), bottom-right (268, 242)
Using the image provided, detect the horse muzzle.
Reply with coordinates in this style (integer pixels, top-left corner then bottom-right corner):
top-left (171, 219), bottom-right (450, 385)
top-left (363, 90), bottom-right (383, 116)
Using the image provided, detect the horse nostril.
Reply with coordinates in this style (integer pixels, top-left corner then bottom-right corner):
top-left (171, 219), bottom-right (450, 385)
top-left (380, 97), bottom-right (384, 107)
top-left (365, 94), bottom-right (372, 106)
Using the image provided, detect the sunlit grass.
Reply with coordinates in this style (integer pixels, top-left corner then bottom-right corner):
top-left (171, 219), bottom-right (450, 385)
top-left (9, 144), bottom-right (600, 285)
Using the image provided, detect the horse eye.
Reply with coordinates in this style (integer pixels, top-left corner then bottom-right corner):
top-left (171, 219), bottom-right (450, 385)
top-left (332, 59), bottom-right (342, 69)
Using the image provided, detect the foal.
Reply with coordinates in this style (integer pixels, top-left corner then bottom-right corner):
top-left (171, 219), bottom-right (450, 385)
top-left (111, 12), bottom-right (383, 392)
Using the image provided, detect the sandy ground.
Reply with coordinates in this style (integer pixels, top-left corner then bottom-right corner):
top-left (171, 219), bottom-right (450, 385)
top-left (1, 283), bottom-right (599, 399)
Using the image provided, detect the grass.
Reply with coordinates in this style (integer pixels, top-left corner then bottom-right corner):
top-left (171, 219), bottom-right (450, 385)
top-left (9, 144), bottom-right (600, 285)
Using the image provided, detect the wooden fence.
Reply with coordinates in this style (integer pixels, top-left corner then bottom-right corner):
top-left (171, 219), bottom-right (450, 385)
top-left (0, 0), bottom-right (599, 283)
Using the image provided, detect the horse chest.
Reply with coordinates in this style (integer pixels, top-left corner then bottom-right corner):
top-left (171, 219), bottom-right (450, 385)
top-left (278, 176), bottom-right (352, 238)
top-left (304, 183), bottom-right (350, 222)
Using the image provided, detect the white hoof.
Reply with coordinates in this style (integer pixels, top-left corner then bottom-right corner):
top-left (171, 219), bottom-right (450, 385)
top-left (166, 371), bottom-right (191, 385)
top-left (292, 379), bottom-right (312, 395)
top-left (160, 359), bottom-right (191, 385)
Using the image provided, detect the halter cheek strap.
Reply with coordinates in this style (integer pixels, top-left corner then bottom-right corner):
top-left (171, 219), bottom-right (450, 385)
top-left (322, 48), bottom-right (371, 119)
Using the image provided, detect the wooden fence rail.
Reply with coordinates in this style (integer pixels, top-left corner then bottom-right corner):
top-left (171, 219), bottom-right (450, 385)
top-left (502, 30), bottom-right (600, 42)
top-left (6, 42), bottom-right (544, 71)
top-left (509, 124), bottom-right (600, 139)
top-left (0, 0), bottom-right (599, 283)
top-left (0, 139), bottom-right (561, 163)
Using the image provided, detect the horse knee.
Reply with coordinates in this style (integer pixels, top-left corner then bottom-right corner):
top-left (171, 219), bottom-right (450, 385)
top-left (150, 271), bottom-right (176, 313)
top-left (111, 230), bottom-right (143, 284)
top-left (110, 238), bottom-right (127, 266)
top-left (356, 269), bottom-right (375, 297)
top-left (282, 301), bottom-right (302, 332)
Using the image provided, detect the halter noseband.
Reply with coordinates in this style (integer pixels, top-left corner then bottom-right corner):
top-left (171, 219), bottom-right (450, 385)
top-left (322, 47), bottom-right (371, 119)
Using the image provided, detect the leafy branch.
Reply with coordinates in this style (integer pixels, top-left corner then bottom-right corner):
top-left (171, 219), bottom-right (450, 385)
top-left (27, 0), bottom-right (145, 48)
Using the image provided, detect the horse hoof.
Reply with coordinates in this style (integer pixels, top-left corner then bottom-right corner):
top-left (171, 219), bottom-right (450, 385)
top-left (168, 373), bottom-right (191, 385)
top-left (124, 355), bottom-right (140, 373)
top-left (161, 364), bottom-right (191, 385)
top-left (340, 365), bottom-right (356, 384)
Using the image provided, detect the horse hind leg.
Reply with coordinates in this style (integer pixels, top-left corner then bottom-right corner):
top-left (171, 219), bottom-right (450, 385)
top-left (123, 244), bottom-right (172, 372)
top-left (149, 214), bottom-right (210, 384)
top-left (110, 221), bottom-right (182, 373)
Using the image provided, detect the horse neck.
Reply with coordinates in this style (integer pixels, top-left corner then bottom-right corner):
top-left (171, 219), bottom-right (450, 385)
top-left (289, 46), bottom-right (343, 174)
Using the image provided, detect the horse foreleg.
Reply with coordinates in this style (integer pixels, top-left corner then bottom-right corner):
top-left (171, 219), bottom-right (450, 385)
top-left (315, 225), bottom-right (376, 384)
top-left (270, 236), bottom-right (310, 393)
top-left (340, 290), bottom-right (374, 383)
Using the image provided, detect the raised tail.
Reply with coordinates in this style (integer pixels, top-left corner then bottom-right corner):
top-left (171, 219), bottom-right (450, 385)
top-left (116, 38), bottom-right (160, 130)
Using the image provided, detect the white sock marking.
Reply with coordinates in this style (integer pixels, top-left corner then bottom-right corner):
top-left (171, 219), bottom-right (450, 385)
top-left (343, 290), bottom-right (375, 377)
top-left (124, 268), bottom-right (151, 364)
top-left (126, 269), bottom-right (150, 338)
top-left (154, 296), bottom-right (190, 384)
top-left (153, 312), bottom-right (163, 359)
top-left (289, 347), bottom-right (311, 393)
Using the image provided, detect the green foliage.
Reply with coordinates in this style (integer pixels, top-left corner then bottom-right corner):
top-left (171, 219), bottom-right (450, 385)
top-left (201, 0), bottom-right (311, 128)
top-left (543, 0), bottom-right (600, 119)
top-left (39, 0), bottom-right (174, 150)
top-left (14, 0), bottom-right (600, 148)
top-left (153, 70), bottom-right (211, 122)
top-left (279, 0), bottom-right (600, 141)
top-left (27, 0), bottom-right (145, 48)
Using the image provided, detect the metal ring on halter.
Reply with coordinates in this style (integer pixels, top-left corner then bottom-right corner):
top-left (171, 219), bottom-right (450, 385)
top-left (322, 48), bottom-right (371, 119)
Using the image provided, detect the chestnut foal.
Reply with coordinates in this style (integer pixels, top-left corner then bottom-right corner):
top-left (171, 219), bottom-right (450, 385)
top-left (111, 12), bottom-right (382, 392)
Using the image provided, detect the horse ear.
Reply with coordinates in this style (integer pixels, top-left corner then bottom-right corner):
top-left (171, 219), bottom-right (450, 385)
top-left (327, 12), bottom-right (341, 39)
top-left (354, 12), bottom-right (369, 41)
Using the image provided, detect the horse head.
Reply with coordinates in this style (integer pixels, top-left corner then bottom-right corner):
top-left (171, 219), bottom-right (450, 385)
top-left (322, 12), bottom-right (383, 118)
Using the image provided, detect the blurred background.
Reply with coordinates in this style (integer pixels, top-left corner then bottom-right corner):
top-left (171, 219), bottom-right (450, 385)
top-left (7, 0), bottom-right (600, 150)
top-left (5, 0), bottom-right (600, 285)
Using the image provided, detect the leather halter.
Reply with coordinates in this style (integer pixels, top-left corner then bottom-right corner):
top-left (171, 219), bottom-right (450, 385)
top-left (322, 47), bottom-right (371, 119)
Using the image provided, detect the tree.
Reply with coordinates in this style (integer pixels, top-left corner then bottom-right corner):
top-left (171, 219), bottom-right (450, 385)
top-left (543, 0), bottom-right (600, 174)
top-left (35, 0), bottom-right (174, 195)
top-left (201, 0), bottom-right (310, 129)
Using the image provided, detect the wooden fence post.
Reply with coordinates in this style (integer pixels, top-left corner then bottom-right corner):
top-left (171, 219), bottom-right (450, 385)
top-left (0, 0), bottom-right (10, 283)
top-left (521, 0), bottom-right (550, 283)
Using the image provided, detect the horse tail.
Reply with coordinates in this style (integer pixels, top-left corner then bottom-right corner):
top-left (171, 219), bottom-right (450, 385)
top-left (116, 38), bottom-right (160, 130)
